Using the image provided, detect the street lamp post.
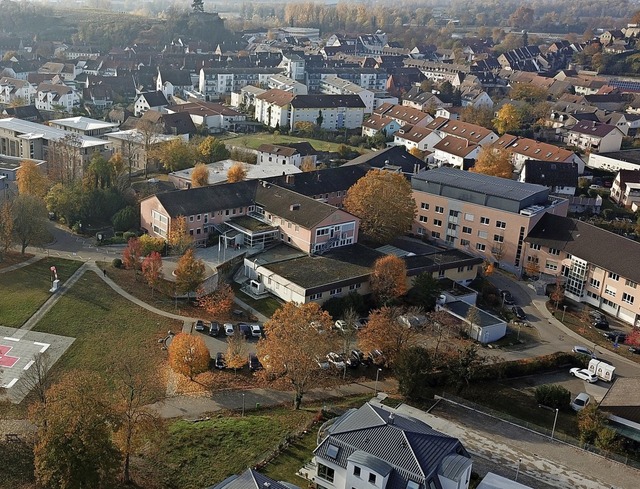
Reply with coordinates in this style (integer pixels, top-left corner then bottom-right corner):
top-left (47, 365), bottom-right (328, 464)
top-left (515, 458), bottom-right (522, 481)
top-left (374, 368), bottom-right (382, 395)
top-left (562, 305), bottom-right (567, 322)
top-left (242, 393), bottom-right (245, 417)
top-left (551, 408), bottom-right (559, 440)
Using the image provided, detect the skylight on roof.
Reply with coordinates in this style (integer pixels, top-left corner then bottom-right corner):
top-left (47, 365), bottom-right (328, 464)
top-left (327, 444), bottom-right (339, 459)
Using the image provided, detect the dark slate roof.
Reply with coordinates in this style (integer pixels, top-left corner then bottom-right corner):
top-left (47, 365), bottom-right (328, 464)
top-left (317, 403), bottom-right (466, 489)
top-left (291, 94), bottom-right (365, 109)
top-left (153, 180), bottom-right (257, 216)
top-left (264, 165), bottom-right (370, 196)
top-left (158, 69), bottom-right (193, 86)
top-left (140, 90), bottom-right (169, 107)
top-left (208, 469), bottom-right (294, 489)
top-left (403, 249), bottom-right (484, 277)
top-left (2, 105), bottom-right (43, 122)
top-left (522, 160), bottom-right (578, 188)
top-left (525, 214), bottom-right (640, 283)
top-left (284, 141), bottom-right (317, 156)
top-left (255, 183), bottom-right (343, 228)
top-left (568, 120), bottom-right (619, 137)
top-left (344, 145), bottom-right (426, 176)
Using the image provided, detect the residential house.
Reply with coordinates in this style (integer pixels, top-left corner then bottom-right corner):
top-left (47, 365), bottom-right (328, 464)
top-left (361, 114), bottom-right (401, 138)
top-left (49, 116), bottom-right (119, 137)
top-left (140, 179), bottom-right (360, 251)
top-left (279, 52), bottom-right (306, 81)
top-left (257, 143), bottom-right (303, 167)
top-left (344, 145), bottom-right (427, 178)
top-left (432, 135), bottom-right (480, 170)
top-left (568, 195), bottom-right (602, 215)
top-left (35, 82), bottom-right (80, 113)
top-left (156, 69), bottom-right (194, 100)
top-left (198, 67), bottom-right (284, 100)
top-left (412, 167), bottom-right (569, 274)
top-left (402, 58), bottom-right (469, 85)
top-left (0, 77), bottom-right (35, 105)
top-left (1, 105), bottom-right (43, 123)
top-left (138, 110), bottom-right (197, 136)
top-left (209, 469), bottom-right (299, 489)
top-left (588, 149), bottom-right (640, 172)
top-left (375, 103), bottom-right (433, 129)
top-left (565, 121), bottom-right (624, 154)
top-left (460, 87), bottom-right (493, 109)
top-left (402, 86), bottom-right (446, 112)
top-left (320, 76), bottom-right (374, 114)
top-left (304, 67), bottom-right (388, 93)
top-left (525, 213), bottom-right (640, 326)
top-left (134, 91), bottom-right (169, 117)
top-left (611, 169), bottom-right (640, 207)
top-left (166, 101), bottom-right (245, 133)
top-left (425, 117), bottom-right (498, 147)
top-left (230, 85), bottom-right (266, 110)
top-left (494, 135), bottom-right (585, 173)
top-left (254, 89), bottom-right (295, 129)
top-left (106, 129), bottom-right (186, 175)
top-left (435, 106), bottom-right (462, 121)
top-left (305, 402), bottom-right (473, 489)
top-left (598, 378), bottom-right (640, 442)
top-left (266, 73), bottom-right (308, 95)
top-left (289, 95), bottom-right (365, 131)
top-left (393, 126), bottom-right (440, 152)
top-left (497, 45), bottom-right (543, 71)
top-left (518, 160), bottom-right (578, 197)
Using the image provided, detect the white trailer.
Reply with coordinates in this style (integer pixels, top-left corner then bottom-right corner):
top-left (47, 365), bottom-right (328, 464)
top-left (588, 359), bottom-right (616, 382)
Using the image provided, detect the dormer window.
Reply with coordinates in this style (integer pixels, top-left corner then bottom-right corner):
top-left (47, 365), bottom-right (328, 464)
top-left (327, 444), bottom-right (339, 459)
top-left (407, 481), bottom-right (420, 489)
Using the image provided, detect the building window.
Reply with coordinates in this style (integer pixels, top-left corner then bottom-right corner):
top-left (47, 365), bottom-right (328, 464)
top-left (545, 260), bottom-right (558, 271)
top-left (496, 220), bottom-right (506, 229)
top-left (626, 279), bottom-right (637, 289)
top-left (407, 482), bottom-right (420, 489)
top-left (330, 288), bottom-right (343, 295)
top-left (605, 286), bottom-right (616, 297)
top-left (317, 464), bottom-right (335, 483)
top-left (419, 216), bottom-right (428, 223)
top-left (476, 243), bottom-right (486, 251)
top-left (530, 243), bottom-right (541, 250)
top-left (590, 278), bottom-right (600, 288)
top-left (421, 203), bottom-right (429, 210)
top-left (435, 206), bottom-right (444, 213)
top-left (431, 231), bottom-right (440, 238)
top-left (462, 226), bottom-right (472, 234)
top-left (449, 210), bottom-right (459, 217)
top-left (477, 231), bottom-right (487, 239)
top-left (369, 473), bottom-right (377, 484)
top-left (445, 235), bottom-right (455, 244)
top-left (417, 227), bottom-right (425, 235)
top-left (354, 466), bottom-right (361, 477)
top-left (549, 248), bottom-right (561, 256)
top-left (460, 239), bottom-right (470, 246)
top-left (493, 234), bottom-right (504, 242)
top-left (189, 216), bottom-right (194, 222)
top-left (467, 265), bottom-right (474, 271)
top-left (434, 219), bottom-right (442, 227)
top-left (623, 293), bottom-right (635, 304)
top-left (309, 293), bottom-right (322, 300)
top-left (196, 214), bottom-right (201, 221)
top-left (458, 266), bottom-right (464, 272)
top-left (609, 272), bottom-right (620, 281)
top-left (480, 217), bottom-right (490, 225)
top-left (464, 213), bottom-right (474, 221)
top-left (317, 228), bottom-right (330, 237)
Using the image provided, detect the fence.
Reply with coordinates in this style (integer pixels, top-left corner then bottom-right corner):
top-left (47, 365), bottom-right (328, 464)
top-left (436, 393), bottom-right (640, 470)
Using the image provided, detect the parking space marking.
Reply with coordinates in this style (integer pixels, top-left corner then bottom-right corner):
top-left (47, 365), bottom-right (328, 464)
top-left (3, 378), bottom-right (18, 388)
top-left (34, 342), bottom-right (50, 353)
top-left (23, 360), bottom-right (35, 371)
top-left (3, 336), bottom-right (19, 342)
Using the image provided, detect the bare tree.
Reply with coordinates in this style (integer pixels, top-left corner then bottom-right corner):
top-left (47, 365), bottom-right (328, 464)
top-left (18, 351), bottom-right (52, 405)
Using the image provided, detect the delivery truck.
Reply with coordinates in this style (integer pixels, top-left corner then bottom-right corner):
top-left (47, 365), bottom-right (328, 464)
top-left (588, 359), bottom-right (616, 382)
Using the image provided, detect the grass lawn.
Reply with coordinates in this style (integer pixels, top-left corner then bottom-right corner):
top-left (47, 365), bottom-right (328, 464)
top-left (32, 271), bottom-right (181, 385)
top-left (0, 258), bottom-right (83, 328)
top-left (233, 283), bottom-right (283, 318)
top-left (158, 409), bottom-right (317, 489)
top-left (261, 429), bottom-right (317, 484)
top-left (225, 132), bottom-right (368, 154)
top-left (0, 250), bottom-right (34, 270)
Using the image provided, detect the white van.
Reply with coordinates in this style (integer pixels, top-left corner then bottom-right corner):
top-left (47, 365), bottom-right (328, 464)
top-left (588, 359), bottom-right (615, 382)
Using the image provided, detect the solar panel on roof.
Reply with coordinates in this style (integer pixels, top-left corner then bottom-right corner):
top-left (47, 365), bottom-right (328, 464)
top-left (327, 444), bottom-right (339, 459)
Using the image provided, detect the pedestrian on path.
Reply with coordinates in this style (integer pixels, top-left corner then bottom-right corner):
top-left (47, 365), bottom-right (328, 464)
top-left (103, 269), bottom-right (107, 277)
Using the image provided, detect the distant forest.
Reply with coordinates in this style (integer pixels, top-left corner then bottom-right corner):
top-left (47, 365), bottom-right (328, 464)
top-left (0, 0), bottom-right (635, 49)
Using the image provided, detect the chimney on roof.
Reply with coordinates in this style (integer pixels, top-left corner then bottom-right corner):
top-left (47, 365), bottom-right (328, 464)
top-left (286, 173), bottom-right (295, 184)
top-left (388, 413), bottom-right (395, 425)
top-left (290, 203), bottom-right (301, 211)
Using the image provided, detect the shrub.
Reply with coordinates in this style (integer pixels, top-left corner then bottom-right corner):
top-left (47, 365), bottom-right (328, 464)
top-left (112, 258), bottom-right (123, 268)
top-left (139, 234), bottom-right (166, 256)
top-left (535, 384), bottom-right (571, 410)
top-left (123, 231), bottom-right (137, 241)
top-left (111, 205), bottom-right (139, 232)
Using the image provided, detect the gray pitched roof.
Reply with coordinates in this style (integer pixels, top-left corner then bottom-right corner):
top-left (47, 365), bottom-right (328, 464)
top-left (317, 403), bottom-right (467, 489)
top-left (153, 180), bottom-right (257, 216)
top-left (526, 214), bottom-right (640, 283)
top-left (209, 469), bottom-right (294, 489)
top-left (291, 94), bottom-right (365, 109)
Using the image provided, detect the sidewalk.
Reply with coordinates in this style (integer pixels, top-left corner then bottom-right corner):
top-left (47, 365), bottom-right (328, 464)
top-left (0, 254), bottom-right (42, 274)
top-left (147, 378), bottom-right (398, 418)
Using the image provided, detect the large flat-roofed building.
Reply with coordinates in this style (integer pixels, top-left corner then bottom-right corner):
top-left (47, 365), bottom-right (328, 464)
top-left (411, 167), bottom-right (569, 274)
top-left (525, 214), bottom-right (640, 326)
top-left (588, 149), bottom-right (640, 172)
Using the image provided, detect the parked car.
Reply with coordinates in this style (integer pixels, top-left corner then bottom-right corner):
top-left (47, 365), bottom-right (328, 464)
top-left (347, 350), bottom-right (362, 368)
top-left (209, 321), bottom-right (220, 337)
top-left (570, 392), bottom-right (591, 412)
top-left (214, 352), bottom-right (226, 369)
top-left (572, 346), bottom-right (597, 359)
top-left (589, 310), bottom-right (605, 321)
top-left (195, 319), bottom-right (206, 332)
top-left (629, 346), bottom-right (640, 355)
top-left (593, 319), bottom-right (610, 330)
top-left (224, 323), bottom-right (235, 336)
top-left (326, 352), bottom-right (346, 370)
top-left (570, 367), bottom-right (598, 383)
top-left (250, 324), bottom-right (262, 338)
top-left (315, 356), bottom-right (330, 370)
top-left (355, 318), bottom-right (369, 330)
top-left (500, 290), bottom-right (515, 305)
top-left (334, 320), bottom-right (347, 332)
top-left (603, 331), bottom-right (627, 343)
top-left (367, 349), bottom-right (385, 367)
top-left (238, 323), bottom-right (251, 339)
top-left (512, 306), bottom-right (526, 320)
top-left (248, 353), bottom-right (263, 371)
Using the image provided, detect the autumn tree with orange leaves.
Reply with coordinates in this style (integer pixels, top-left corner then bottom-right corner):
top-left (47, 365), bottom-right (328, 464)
top-left (191, 163), bottom-right (209, 187)
top-left (16, 159), bottom-right (50, 198)
top-left (227, 162), bottom-right (247, 183)
top-left (343, 169), bottom-right (415, 244)
top-left (369, 255), bottom-right (408, 306)
top-left (257, 302), bottom-right (337, 409)
top-left (175, 248), bottom-right (205, 299)
top-left (471, 147), bottom-right (514, 179)
top-left (168, 333), bottom-right (210, 380)
top-left (168, 215), bottom-right (192, 255)
top-left (198, 282), bottom-right (234, 318)
top-left (141, 251), bottom-right (163, 297)
top-left (122, 237), bottom-right (143, 279)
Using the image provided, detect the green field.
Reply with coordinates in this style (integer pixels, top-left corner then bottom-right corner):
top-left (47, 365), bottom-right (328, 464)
top-left (225, 133), bottom-right (368, 154)
top-left (0, 258), bottom-right (83, 328)
top-left (32, 271), bottom-right (181, 383)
